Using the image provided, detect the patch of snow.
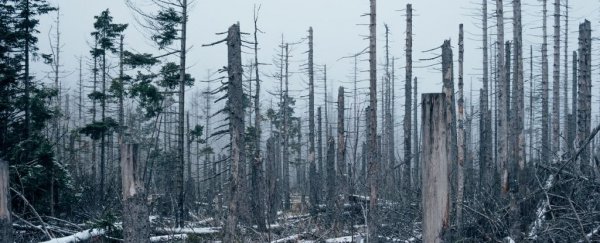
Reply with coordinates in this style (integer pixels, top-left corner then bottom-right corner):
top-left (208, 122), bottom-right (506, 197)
top-left (155, 226), bottom-right (221, 234)
top-left (150, 234), bottom-right (188, 242)
top-left (39, 228), bottom-right (105, 243)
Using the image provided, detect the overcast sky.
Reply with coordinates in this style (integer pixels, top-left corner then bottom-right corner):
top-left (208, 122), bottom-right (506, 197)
top-left (33, 0), bottom-right (599, 122)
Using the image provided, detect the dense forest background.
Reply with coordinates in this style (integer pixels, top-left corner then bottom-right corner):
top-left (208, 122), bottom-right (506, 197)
top-left (1, 0), bottom-right (600, 242)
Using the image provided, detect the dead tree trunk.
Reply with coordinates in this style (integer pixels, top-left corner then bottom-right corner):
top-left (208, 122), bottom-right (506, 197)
top-left (563, 0), bottom-right (570, 154)
top-left (224, 23), bottom-right (245, 243)
top-left (404, 3), bottom-right (413, 206)
top-left (552, 0), bottom-right (561, 154)
top-left (569, 51), bottom-right (578, 155)
top-left (456, 24), bottom-right (465, 235)
top-left (422, 93), bottom-right (450, 243)
top-left (308, 27), bottom-right (318, 216)
top-left (251, 8), bottom-right (266, 230)
top-left (496, 0), bottom-right (509, 195)
top-left (511, 0), bottom-right (526, 239)
top-left (0, 159), bottom-right (12, 243)
top-left (121, 144), bottom-right (150, 242)
top-left (326, 136), bottom-right (336, 224)
top-left (367, 0), bottom-right (379, 239)
top-left (577, 20), bottom-right (591, 174)
top-left (265, 137), bottom-right (278, 224)
top-left (317, 107), bottom-right (323, 200)
top-left (413, 77), bottom-right (419, 191)
top-left (283, 44), bottom-right (291, 211)
top-left (441, 40), bottom-right (456, 225)
top-left (541, 0), bottom-right (550, 164)
top-left (337, 87), bottom-right (347, 198)
top-left (479, 0), bottom-right (493, 194)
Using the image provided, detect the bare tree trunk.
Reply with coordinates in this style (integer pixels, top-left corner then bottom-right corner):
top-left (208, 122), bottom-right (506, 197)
top-left (510, 0), bottom-right (525, 239)
top-left (421, 93), bottom-right (450, 243)
top-left (456, 24), bottom-right (465, 235)
top-left (367, 0), bottom-right (379, 239)
top-left (317, 107), bottom-right (323, 201)
top-left (541, 0), bottom-right (550, 164)
top-left (404, 4), bottom-right (413, 206)
top-left (308, 27), bottom-right (318, 216)
top-left (283, 44), bottom-right (291, 211)
top-left (337, 87), bottom-right (347, 198)
top-left (251, 8), bottom-right (266, 230)
top-left (326, 136), bottom-right (336, 225)
top-left (413, 77), bottom-right (419, 191)
top-left (224, 23), bottom-right (244, 243)
top-left (0, 159), bottom-right (12, 243)
top-left (577, 20), bottom-right (591, 174)
top-left (176, 0), bottom-right (188, 227)
top-left (563, 0), bottom-right (570, 155)
top-left (569, 51), bottom-right (578, 155)
top-left (496, 0), bottom-right (509, 195)
top-left (479, 0), bottom-right (493, 194)
top-left (121, 144), bottom-right (150, 243)
top-left (265, 137), bottom-right (278, 224)
top-left (552, 0), bottom-right (561, 154)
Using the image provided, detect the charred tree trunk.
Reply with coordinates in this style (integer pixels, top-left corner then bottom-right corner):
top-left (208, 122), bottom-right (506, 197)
top-left (121, 144), bottom-right (150, 242)
top-left (421, 93), bottom-right (450, 243)
top-left (0, 159), bottom-right (12, 243)
top-left (224, 23), bottom-right (245, 243)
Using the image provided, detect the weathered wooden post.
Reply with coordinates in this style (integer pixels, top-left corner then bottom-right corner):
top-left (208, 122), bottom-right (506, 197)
top-left (421, 93), bottom-right (450, 243)
top-left (121, 144), bottom-right (149, 242)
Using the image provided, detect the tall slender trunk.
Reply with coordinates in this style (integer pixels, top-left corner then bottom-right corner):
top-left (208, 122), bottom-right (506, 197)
top-left (282, 44), bottom-right (291, 211)
top-left (367, 0), bottom-right (379, 239)
top-left (552, 0), bottom-right (561, 154)
top-left (51, 11), bottom-right (61, 217)
top-left (317, 107), bottom-right (323, 200)
top-left (541, 0), bottom-right (550, 164)
top-left (307, 27), bottom-right (318, 216)
top-left (224, 23), bottom-right (244, 242)
top-left (413, 77), bottom-right (419, 192)
top-left (570, 51), bottom-right (578, 154)
top-left (175, 0), bottom-right (188, 227)
top-left (404, 4), bottom-right (413, 206)
top-left (326, 136), bottom-right (336, 224)
top-left (24, 0), bottom-right (31, 138)
top-left (456, 24), bottom-right (465, 235)
top-left (337, 87), bottom-right (346, 198)
top-left (479, 0), bottom-right (492, 193)
top-left (563, 0), bottom-right (570, 154)
top-left (251, 11), bottom-right (265, 230)
top-left (496, 0), bottom-right (509, 195)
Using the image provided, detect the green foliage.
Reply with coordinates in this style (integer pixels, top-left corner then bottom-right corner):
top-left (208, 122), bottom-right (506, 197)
top-left (189, 124), bottom-right (205, 143)
top-left (123, 51), bottom-right (159, 68)
top-left (129, 72), bottom-right (164, 118)
top-left (79, 117), bottom-right (119, 140)
top-left (92, 9), bottom-right (127, 53)
top-left (87, 90), bottom-right (106, 101)
top-left (159, 62), bottom-right (194, 89)
top-left (152, 7), bottom-right (181, 49)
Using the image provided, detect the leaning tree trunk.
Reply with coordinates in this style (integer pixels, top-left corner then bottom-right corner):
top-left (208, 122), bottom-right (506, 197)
top-left (121, 144), bottom-right (150, 242)
top-left (0, 159), bottom-right (12, 243)
top-left (367, 0), bottom-right (379, 239)
top-left (224, 23), bottom-right (245, 243)
top-left (422, 93), bottom-right (451, 243)
top-left (576, 20), bottom-right (591, 175)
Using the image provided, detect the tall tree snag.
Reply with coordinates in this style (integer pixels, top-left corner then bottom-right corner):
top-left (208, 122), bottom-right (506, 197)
top-left (121, 144), bottom-right (150, 242)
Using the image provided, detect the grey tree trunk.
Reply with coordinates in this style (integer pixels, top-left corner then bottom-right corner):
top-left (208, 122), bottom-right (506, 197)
top-left (176, 0), bottom-right (188, 227)
top-left (456, 24), bottom-right (465, 235)
top-left (308, 27), bottom-right (318, 216)
top-left (441, 41), bottom-right (456, 231)
top-left (224, 23), bottom-right (245, 243)
top-left (421, 93), bottom-right (450, 243)
top-left (552, 0), bottom-right (561, 154)
top-left (510, 0), bottom-right (525, 239)
top-left (563, 0), bottom-right (570, 154)
top-left (251, 10), bottom-right (265, 230)
top-left (496, 0), bottom-right (509, 195)
top-left (337, 87), bottom-right (347, 198)
top-left (0, 159), bottom-right (12, 243)
top-left (266, 137), bottom-right (278, 224)
top-left (283, 44), bottom-right (291, 211)
top-left (576, 20), bottom-right (591, 174)
top-left (569, 51), bottom-right (578, 155)
top-left (541, 0), bottom-right (550, 164)
top-left (479, 0), bottom-right (493, 194)
top-left (404, 4), bottom-right (413, 206)
top-left (413, 77), bottom-right (420, 191)
top-left (367, 0), bottom-right (379, 239)
top-left (317, 107), bottom-right (323, 200)
top-left (121, 144), bottom-right (150, 243)
top-left (326, 136), bottom-right (336, 224)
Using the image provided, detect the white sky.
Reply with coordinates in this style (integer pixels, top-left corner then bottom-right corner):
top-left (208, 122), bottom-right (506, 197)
top-left (32, 0), bottom-right (600, 128)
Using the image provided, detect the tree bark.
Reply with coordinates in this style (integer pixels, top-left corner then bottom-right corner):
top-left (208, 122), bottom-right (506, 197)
top-left (456, 24), bottom-right (465, 235)
top-left (337, 87), bottom-right (347, 199)
top-left (496, 0), bottom-right (509, 195)
top-left (576, 20), bottom-right (591, 174)
top-left (176, 0), bottom-right (188, 227)
top-left (367, 0), bottom-right (379, 239)
top-left (404, 4), bottom-right (413, 207)
top-left (307, 27), bottom-right (318, 216)
top-left (251, 9), bottom-right (266, 230)
top-left (552, 0), bottom-right (561, 154)
top-left (541, 0), bottom-right (550, 164)
top-left (421, 93), bottom-right (450, 243)
top-left (121, 144), bottom-right (150, 243)
top-left (224, 23), bottom-right (244, 243)
top-left (0, 159), bottom-right (12, 243)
